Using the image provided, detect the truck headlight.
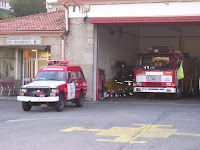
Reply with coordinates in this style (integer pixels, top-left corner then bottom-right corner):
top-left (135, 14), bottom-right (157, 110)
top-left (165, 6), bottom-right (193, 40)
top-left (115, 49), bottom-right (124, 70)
top-left (136, 82), bottom-right (142, 86)
top-left (166, 83), bottom-right (171, 86)
top-left (51, 89), bottom-right (59, 94)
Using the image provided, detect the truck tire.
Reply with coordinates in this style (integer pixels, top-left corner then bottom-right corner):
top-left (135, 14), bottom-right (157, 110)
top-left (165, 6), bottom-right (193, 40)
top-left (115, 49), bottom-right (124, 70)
top-left (55, 94), bottom-right (65, 112)
top-left (22, 102), bottom-right (32, 111)
top-left (173, 86), bottom-right (182, 100)
top-left (75, 91), bottom-right (84, 107)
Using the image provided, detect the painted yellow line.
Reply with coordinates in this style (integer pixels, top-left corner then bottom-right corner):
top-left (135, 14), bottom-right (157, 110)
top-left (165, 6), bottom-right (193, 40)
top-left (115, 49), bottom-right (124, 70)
top-left (174, 132), bottom-right (200, 137)
top-left (61, 124), bottom-right (200, 144)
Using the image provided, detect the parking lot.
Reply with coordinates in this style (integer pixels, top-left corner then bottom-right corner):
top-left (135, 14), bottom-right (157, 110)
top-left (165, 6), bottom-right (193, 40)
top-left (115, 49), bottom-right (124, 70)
top-left (0, 96), bottom-right (200, 150)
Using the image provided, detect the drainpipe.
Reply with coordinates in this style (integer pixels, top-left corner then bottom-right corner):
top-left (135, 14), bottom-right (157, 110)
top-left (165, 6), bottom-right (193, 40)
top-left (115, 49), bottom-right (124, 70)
top-left (72, 0), bottom-right (81, 11)
top-left (63, 3), bottom-right (69, 32)
top-left (60, 33), bottom-right (65, 60)
top-left (60, 3), bottom-right (69, 61)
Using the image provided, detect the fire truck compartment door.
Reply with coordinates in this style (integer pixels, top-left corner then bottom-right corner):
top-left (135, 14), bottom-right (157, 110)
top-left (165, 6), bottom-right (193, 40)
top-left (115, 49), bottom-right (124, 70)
top-left (67, 83), bottom-right (75, 100)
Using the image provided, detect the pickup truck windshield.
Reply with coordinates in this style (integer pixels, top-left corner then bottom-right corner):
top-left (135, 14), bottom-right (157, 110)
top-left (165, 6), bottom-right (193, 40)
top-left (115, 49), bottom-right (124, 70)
top-left (34, 71), bottom-right (66, 81)
top-left (136, 54), bottom-right (174, 70)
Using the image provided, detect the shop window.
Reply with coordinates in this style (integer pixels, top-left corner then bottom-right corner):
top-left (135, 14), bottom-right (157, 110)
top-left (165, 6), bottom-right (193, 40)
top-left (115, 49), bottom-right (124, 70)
top-left (0, 49), bottom-right (16, 80)
top-left (38, 50), bottom-right (48, 59)
top-left (24, 49), bottom-right (50, 59)
top-left (38, 60), bottom-right (47, 70)
top-left (24, 49), bottom-right (36, 59)
top-left (23, 49), bottom-right (50, 84)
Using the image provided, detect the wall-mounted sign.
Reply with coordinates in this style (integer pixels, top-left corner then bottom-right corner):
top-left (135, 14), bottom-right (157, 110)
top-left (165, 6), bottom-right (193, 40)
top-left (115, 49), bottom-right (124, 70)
top-left (7, 37), bottom-right (41, 45)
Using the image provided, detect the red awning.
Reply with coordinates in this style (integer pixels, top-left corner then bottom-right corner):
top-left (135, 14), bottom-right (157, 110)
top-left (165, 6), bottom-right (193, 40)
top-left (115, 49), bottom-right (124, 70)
top-left (88, 16), bottom-right (200, 24)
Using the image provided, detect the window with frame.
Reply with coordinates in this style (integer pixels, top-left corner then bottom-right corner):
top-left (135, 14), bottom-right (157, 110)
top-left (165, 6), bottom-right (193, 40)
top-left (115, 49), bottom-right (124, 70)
top-left (72, 71), bottom-right (78, 81)
top-left (67, 72), bottom-right (72, 83)
top-left (78, 71), bottom-right (85, 81)
top-left (0, 48), bottom-right (16, 80)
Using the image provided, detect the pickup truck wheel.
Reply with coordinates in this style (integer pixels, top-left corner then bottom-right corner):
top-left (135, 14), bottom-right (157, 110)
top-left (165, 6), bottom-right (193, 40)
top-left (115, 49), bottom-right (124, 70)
top-left (75, 92), bottom-right (84, 107)
top-left (22, 102), bottom-right (32, 111)
top-left (55, 94), bottom-right (65, 112)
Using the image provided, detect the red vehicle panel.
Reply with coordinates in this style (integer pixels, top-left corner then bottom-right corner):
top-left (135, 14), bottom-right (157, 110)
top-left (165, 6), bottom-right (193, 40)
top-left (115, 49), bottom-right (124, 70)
top-left (134, 49), bottom-right (199, 98)
top-left (17, 60), bottom-right (87, 112)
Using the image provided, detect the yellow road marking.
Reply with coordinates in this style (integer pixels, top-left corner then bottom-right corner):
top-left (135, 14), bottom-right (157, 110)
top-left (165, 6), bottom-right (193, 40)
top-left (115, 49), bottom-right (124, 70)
top-left (61, 124), bottom-right (200, 144)
top-left (174, 132), bottom-right (200, 137)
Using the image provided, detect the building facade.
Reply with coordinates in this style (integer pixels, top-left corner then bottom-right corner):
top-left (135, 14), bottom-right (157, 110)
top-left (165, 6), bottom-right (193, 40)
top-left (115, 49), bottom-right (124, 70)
top-left (0, 10), bottom-right (66, 96)
top-left (0, 0), bottom-right (17, 16)
top-left (1, 0), bottom-right (200, 101)
top-left (0, 0), bottom-right (10, 10)
top-left (46, 0), bottom-right (64, 12)
top-left (57, 0), bottom-right (200, 101)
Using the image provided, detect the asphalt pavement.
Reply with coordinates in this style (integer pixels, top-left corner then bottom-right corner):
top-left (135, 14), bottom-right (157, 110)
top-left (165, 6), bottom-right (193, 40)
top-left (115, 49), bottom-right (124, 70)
top-left (0, 95), bottom-right (200, 150)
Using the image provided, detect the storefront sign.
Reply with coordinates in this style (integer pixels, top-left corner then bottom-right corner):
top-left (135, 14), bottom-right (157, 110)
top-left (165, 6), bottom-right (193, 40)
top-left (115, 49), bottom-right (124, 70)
top-left (7, 37), bottom-right (41, 45)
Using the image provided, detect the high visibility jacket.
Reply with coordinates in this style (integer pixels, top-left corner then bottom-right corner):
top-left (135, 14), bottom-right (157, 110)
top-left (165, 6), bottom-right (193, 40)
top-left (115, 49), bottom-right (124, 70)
top-left (177, 61), bottom-right (184, 80)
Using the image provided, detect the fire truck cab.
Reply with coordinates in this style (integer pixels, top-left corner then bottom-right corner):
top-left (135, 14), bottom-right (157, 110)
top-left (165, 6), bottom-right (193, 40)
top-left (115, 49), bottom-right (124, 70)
top-left (134, 49), bottom-right (199, 99)
top-left (17, 60), bottom-right (87, 112)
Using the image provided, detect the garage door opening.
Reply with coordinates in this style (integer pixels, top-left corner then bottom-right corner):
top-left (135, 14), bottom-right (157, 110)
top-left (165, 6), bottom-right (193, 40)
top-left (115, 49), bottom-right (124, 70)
top-left (93, 17), bottom-right (200, 100)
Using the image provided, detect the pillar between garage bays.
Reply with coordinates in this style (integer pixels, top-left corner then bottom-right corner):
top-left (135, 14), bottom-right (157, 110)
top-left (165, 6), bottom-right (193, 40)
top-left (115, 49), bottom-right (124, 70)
top-left (65, 18), bottom-right (95, 101)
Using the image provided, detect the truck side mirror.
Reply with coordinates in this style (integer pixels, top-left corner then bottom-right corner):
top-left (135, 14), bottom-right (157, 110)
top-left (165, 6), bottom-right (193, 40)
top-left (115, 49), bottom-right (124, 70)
top-left (176, 60), bottom-right (181, 68)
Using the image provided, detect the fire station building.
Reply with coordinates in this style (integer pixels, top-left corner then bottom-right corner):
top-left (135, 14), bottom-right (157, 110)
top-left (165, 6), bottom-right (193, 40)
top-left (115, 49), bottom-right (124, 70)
top-left (1, 0), bottom-right (200, 101)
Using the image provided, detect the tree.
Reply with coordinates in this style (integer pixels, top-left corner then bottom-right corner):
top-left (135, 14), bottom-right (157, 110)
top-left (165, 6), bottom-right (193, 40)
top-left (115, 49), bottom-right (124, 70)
top-left (10, 0), bottom-right (46, 17)
top-left (0, 13), bottom-right (15, 20)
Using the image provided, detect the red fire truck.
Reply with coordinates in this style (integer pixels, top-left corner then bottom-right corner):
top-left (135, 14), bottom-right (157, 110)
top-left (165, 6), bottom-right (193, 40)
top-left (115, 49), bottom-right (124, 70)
top-left (17, 60), bottom-right (87, 112)
top-left (134, 49), bottom-right (199, 99)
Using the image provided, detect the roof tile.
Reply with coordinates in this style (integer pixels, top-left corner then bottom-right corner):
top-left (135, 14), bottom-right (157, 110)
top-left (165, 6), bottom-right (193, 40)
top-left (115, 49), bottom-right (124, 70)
top-left (0, 10), bottom-right (66, 32)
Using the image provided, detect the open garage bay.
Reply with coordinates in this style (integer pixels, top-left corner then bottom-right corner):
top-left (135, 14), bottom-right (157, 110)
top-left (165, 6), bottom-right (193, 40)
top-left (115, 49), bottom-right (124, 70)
top-left (97, 22), bottom-right (200, 100)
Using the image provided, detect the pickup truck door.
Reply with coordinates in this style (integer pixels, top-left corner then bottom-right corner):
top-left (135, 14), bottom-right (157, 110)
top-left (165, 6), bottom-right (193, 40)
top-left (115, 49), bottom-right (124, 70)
top-left (67, 72), bottom-right (75, 100)
top-left (71, 71), bottom-right (80, 99)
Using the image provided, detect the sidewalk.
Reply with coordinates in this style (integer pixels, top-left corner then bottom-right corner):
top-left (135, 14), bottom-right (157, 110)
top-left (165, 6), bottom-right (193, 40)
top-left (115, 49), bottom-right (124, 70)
top-left (0, 96), bottom-right (17, 100)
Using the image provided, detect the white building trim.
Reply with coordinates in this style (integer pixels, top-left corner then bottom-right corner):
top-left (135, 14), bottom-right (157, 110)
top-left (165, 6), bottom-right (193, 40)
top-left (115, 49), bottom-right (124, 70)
top-left (68, 2), bottom-right (200, 18)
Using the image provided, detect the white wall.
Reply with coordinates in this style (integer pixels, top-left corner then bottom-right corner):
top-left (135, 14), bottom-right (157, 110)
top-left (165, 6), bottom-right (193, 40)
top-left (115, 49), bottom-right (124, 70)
top-left (139, 26), bottom-right (200, 56)
top-left (68, 2), bottom-right (200, 18)
top-left (46, 0), bottom-right (63, 12)
top-left (0, 0), bottom-right (10, 9)
top-left (45, 1), bottom-right (200, 17)
top-left (98, 27), bottom-right (139, 80)
top-left (140, 37), bottom-right (200, 56)
top-left (140, 37), bottom-right (179, 51)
